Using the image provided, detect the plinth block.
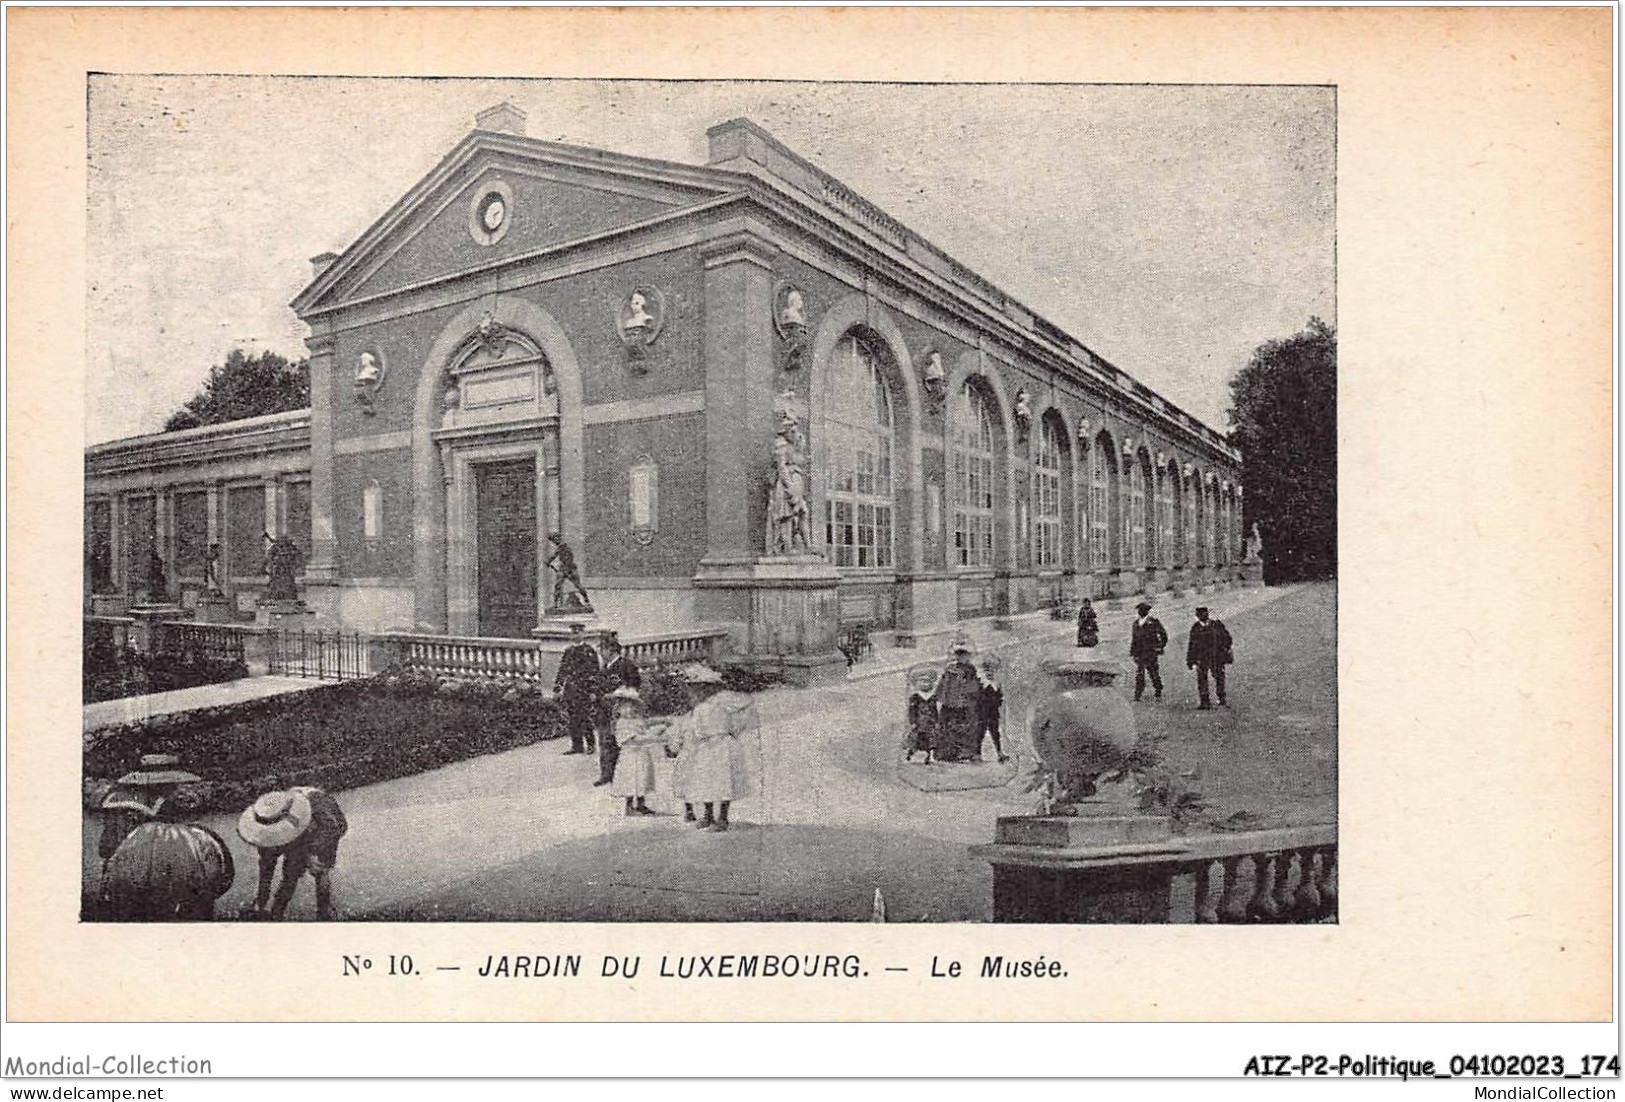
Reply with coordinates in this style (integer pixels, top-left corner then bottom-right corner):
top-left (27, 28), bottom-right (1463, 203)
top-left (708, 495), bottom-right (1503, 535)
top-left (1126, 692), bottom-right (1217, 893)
top-left (996, 813), bottom-right (1173, 848)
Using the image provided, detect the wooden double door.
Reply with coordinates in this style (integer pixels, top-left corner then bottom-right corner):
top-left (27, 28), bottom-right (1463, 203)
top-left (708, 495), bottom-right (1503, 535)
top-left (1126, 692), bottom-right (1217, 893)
top-left (474, 457), bottom-right (539, 639)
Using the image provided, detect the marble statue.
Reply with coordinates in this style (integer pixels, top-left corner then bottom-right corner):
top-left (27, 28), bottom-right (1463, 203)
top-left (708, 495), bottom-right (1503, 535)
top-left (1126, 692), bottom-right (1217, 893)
top-left (766, 398), bottom-right (812, 555)
top-left (204, 543), bottom-right (222, 595)
top-left (781, 288), bottom-right (806, 328)
top-left (1244, 522), bottom-right (1265, 564)
top-left (1013, 388), bottom-right (1033, 435)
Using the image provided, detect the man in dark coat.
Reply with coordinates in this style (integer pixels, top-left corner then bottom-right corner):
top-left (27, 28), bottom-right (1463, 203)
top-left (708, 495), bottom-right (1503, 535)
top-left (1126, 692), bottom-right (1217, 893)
top-left (931, 642), bottom-right (982, 762)
top-left (1128, 600), bottom-right (1167, 703)
top-left (1185, 606), bottom-right (1234, 709)
top-left (553, 622), bottom-right (600, 755)
top-left (593, 633), bottom-right (642, 785)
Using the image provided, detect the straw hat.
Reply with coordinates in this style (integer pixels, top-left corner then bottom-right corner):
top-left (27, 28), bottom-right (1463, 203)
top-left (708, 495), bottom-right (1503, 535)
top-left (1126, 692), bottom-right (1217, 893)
top-left (610, 685), bottom-right (642, 701)
top-left (114, 753), bottom-right (201, 787)
top-left (237, 790), bottom-right (313, 850)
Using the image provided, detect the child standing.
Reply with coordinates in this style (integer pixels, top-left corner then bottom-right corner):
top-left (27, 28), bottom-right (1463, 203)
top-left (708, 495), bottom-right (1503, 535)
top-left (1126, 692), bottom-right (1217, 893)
top-left (906, 667), bottom-right (940, 763)
top-left (978, 655), bottom-right (1009, 763)
top-left (608, 686), bottom-right (658, 816)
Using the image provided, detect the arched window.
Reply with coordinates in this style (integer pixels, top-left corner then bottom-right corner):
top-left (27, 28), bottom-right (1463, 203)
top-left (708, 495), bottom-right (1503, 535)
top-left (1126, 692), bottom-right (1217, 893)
top-left (950, 382), bottom-right (996, 568)
top-left (1126, 458), bottom-right (1147, 567)
top-left (1089, 440), bottom-right (1111, 568)
top-left (822, 334), bottom-right (894, 568)
top-left (1034, 419), bottom-right (1063, 568)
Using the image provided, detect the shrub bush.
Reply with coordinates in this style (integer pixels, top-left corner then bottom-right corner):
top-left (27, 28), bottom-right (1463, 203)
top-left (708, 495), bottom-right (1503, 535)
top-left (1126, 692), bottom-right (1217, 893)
top-left (83, 642), bottom-right (248, 704)
top-left (84, 674), bottom-right (566, 814)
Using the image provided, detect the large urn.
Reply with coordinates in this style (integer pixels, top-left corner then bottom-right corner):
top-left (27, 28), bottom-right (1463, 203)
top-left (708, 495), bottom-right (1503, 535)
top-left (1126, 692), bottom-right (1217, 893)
top-left (998, 654), bottom-right (1173, 849)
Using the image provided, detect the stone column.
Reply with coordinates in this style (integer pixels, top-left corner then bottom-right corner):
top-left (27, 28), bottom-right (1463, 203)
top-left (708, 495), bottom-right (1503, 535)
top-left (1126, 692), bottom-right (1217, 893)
top-left (691, 226), bottom-right (843, 684)
top-left (304, 331), bottom-right (338, 584)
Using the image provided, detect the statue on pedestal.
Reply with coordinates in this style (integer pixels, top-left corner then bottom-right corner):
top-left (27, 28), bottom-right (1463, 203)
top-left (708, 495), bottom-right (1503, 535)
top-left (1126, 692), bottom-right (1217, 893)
top-left (261, 533), bottom-right (304, 603)
top-left (145, 548), bottom-right (169, 604)
top-left (765, 394), bottom-right (812, 555)
top-left (545, 533), bottom-right (593, 613)
top-left (204, 543), bottom-right (223, 595)
top-left (1244, 522), bottom-right (1265, 564)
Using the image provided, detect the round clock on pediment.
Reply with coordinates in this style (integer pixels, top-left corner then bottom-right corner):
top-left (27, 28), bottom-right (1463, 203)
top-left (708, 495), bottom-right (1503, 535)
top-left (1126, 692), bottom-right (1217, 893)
top-left (468, 179), bottom-right (515, 247)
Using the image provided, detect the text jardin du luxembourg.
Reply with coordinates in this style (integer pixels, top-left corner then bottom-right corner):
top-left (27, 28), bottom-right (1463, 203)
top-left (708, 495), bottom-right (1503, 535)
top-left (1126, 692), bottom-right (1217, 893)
top-left (474, 954), bottom-right (1067, 979)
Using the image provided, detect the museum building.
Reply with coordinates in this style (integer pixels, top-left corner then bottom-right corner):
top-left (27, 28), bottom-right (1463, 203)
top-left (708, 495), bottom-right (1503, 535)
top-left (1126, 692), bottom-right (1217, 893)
top-left (84, 104), bottom-right (1246, 673)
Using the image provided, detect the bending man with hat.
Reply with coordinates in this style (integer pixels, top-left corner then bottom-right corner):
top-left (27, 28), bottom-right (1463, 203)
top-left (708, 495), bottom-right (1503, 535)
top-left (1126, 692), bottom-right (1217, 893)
top-left (1129, 600), bottom-right (1168, 703)
top-left (238, 787), bottom-right (349, 920)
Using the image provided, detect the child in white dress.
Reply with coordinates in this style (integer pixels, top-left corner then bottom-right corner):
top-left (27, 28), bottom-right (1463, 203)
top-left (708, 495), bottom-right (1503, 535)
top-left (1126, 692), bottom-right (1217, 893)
top-left (607, 687), bottom-right (658, 816)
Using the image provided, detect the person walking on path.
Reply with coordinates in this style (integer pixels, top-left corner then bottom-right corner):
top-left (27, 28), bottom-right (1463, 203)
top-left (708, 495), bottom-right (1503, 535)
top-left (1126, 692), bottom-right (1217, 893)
top-left (1129, 600), bottom-right (1168, 703)
top-left (593, 633), bottom-right (642, 786)
top-left (931, 640), bottom-right (983, 762)
top-left (553, 621), bottom-right (600, 756)
top-left (1185, 606), bottom-right (1234, 709)
top-left (607, 687), bottom-right (659, 816)
top-left (237, 786), bottom-right (348, 921)
top-left (1076, 598), bottom-right (1100, 648)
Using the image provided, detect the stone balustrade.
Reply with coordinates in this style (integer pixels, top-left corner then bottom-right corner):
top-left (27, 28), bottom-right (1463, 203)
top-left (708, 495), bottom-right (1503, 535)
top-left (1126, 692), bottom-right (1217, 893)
top-left (971, 823), bottom-right (1336, 924)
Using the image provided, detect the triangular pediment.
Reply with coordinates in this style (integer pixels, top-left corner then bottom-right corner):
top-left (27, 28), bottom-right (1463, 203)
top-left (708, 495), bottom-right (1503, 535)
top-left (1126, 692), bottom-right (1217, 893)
top-left (294, 132), bottom-right (738, 315)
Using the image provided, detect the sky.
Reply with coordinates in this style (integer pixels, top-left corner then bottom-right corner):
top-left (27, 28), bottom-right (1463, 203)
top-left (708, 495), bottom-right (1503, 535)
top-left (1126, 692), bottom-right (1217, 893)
top-left (86, 77), bottom-right (1334, 444)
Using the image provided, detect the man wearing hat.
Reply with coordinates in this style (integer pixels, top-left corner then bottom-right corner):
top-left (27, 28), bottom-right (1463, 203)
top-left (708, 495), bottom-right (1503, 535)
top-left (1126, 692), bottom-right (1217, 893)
top-left (1185, 606), bottom-right (1234, 709)
top-left (1129, 600), bottom-right (1168, 703)
top-left (238, 786), bottom-right (349, 920)
top-left (593, 632), bottom-right (642, 786)
top-left (553, 620), bottom-right (600, 756)
top-left (931, 639), bottom-right (983, 762)
top-left (97, 753), bottom-right (201, 873)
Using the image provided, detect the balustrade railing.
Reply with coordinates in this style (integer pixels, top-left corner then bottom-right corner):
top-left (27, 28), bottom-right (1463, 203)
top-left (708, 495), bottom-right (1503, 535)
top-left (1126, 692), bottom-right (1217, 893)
top-left (157, 622), bottom-right (248, 666)
top-left (84, 615), bottom-right (135, 653)
top-left (973, 823), bottom-right (1336, 924)
top-left (619, 628), bottom-right (728, 668)
top-left (387, 633), bottom-right (551, 683)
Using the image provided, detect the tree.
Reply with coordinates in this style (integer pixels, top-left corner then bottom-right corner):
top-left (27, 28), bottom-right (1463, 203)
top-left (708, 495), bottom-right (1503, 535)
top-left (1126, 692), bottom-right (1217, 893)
top-left (1226, 317), bottom-right (1336, 583)
top-left (163, 349), bottom-right (310, 431)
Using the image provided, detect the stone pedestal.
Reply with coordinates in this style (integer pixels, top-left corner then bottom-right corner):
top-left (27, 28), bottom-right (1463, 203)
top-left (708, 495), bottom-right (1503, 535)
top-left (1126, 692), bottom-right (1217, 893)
top-left (193, 592), bottom-right (234, 624)
top-left (973, 803), bottom-right (1184, 923)
top-left (1240, 560), bottom-right (1264, 586)
top-left (693, 555), bottom-right (846, 685)
top-left (127, 604), bottom-right (194, 655)
top-left (991, 571), bottom-right (1015, 630)
top-left (90, 593), bottom-right (131, 617)
top-left (256, 599), bottom-right (315, 631)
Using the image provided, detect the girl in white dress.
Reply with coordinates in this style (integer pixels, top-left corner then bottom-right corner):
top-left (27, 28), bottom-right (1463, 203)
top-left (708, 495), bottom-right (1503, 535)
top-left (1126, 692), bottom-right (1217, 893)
top-left (608, 687), bottom-right (658, 816)
top-left (664, 664), bottom-right (756, 832)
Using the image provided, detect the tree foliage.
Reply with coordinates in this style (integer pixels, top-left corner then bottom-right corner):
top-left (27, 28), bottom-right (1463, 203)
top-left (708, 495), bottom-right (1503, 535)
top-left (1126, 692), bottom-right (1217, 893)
top-left (164, 349), bottom-right (310, 432)
top-left (1227, 318), bottom-right (1336, 582)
